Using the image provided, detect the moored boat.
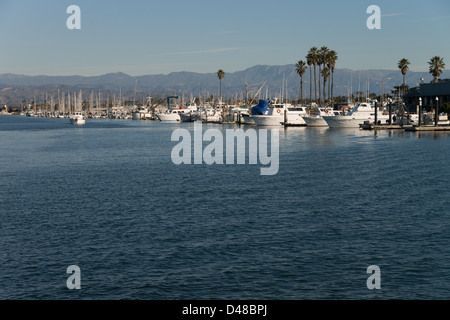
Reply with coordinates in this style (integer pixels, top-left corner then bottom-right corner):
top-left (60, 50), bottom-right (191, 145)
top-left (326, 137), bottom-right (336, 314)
top-left (132, 107), bottom-right (152, 120)
top-left (69, 112), bottom-right (86, 125)
top-left (157, 104), bottom-right (199, 122)
top-left (323, 102), bottom-right (388, 128)
top-left (251, 101), bottom-right (307, 126)
top-left (303, 107), bottom-right (339, 127)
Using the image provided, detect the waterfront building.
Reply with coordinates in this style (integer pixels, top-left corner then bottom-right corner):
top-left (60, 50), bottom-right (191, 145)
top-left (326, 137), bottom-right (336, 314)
top-left (404, 79), bottom-right (450, 111)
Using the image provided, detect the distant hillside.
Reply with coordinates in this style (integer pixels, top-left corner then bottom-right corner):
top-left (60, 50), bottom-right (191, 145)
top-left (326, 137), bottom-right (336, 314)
top-left (1, 65), bottom-right (449, 106)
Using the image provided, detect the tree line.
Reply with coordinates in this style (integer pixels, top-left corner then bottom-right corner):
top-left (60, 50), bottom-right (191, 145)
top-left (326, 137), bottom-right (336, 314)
top-left (296, 47), bottom-right (446, 106)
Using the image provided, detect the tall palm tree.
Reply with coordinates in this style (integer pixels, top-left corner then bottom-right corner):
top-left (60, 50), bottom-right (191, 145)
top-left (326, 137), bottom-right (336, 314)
top-left (322, 66), bottom-right (330, 103)
top-left (217, 69), bottom-right (225, 99)
top-left (397, 58), bottom-right (410, 86)
top-left (428, 56), bottom-right (445, 83)
top-left (327, 50), bottom-right (338, 104)
top-left (306, 53), bottom-right (313, 103)
top-left (318, 46), bottom-right (329, 104)
top-left (295, 60), bottom-right (307, 104)
top-left (307, 47), bottom-right (319, 103)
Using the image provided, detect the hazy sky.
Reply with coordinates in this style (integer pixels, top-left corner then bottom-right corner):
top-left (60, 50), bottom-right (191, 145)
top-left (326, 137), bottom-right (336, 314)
top-left (0, 0), bottom-right (449, 76)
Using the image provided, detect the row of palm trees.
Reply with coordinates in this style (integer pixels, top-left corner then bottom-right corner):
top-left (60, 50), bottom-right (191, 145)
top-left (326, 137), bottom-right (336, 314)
top-left (296, 46), bottom-right (338, 105)
top-left (297, 52), bottom-right (445, 106)
top-left (220, 54), bottom-right (444, 106)
top-left (397, 56), bottom-right (445, 86)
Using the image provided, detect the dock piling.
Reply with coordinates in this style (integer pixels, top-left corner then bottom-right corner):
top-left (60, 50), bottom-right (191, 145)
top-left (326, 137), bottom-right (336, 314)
top-left (418, 97), bottom-right (422, 127)
top-left (435, 97), bottom-right (439, 127)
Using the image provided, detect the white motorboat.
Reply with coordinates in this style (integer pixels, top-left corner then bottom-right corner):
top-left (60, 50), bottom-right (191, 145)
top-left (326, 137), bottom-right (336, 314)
top-left (284, 105), bottom-right (308, 126)
top-left (323, 102), bottom-right (388, 128)
top-left (202, 109), bottom-right (222, 123)
top-left (132, 107), bottom-right (152, 120)
top-left (180, 111), bottom-right (201, 122)
top-left (69, 112), bottom-right (86, 125)
top-left (240, 110), bottom-right (255, 125)
top-left (157, 104), bottom-right (198, 122)
top-left (303, 107), bottom-right (339, 127)
top-left (179, 104), bottom-right (201, 122)
top-left (156, 109), bottom-right (181, 121)
top-left (252, 103), bottom-right (307, 126)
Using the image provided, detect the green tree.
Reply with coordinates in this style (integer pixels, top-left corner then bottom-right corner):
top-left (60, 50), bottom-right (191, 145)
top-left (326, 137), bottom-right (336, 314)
top-left (295, 60), bottom-right (307, 104)
top-left (428, 56), bottom-right (445, 83)
top-left (397, 58), bottom-right (410, 86)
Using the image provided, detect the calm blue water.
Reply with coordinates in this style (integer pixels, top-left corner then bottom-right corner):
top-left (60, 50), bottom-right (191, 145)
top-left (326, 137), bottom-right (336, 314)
top-left (1, 115), bottom-right (450, 300)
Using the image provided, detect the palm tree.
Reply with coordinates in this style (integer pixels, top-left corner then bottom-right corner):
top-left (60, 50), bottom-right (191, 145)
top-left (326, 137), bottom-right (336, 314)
top-left (217, 69), bottom-right (225, 99)
top-left (307, 47), bottom-right (319, 103)
top-left (318, 46), bottom-right (329, 104)
top-left (428, 56), bottom-right (445, 83)
top-left (295, 60), bottom-right (307, 104)
top-left (306, 53), bottom-right (313, 103)
top-left (322, 67), bottom-right (330, 103)
top-left (397, 58), bottom-right (410, 86)
top-left (327, 50), bottom-right (338, 105)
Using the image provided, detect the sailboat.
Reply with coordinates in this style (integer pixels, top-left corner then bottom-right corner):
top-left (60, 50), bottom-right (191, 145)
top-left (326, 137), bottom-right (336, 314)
top-left (69, 90), bottom-right (86, 125)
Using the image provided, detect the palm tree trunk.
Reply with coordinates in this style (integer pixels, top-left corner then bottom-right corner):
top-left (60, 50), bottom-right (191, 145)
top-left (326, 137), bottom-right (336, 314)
top-left (328, 75), bottom-right (331, 101)
top-left (318, 65), bottom-right (322, 103)
top-left (300, 76), bottom-right (303, 104)
top-left (309, 68), bottom-right (312, 104)
top-left (331, 70), bottom-right (334, 105)
top-left (298, 78), bottom-right (301, 103)
top-left (323, 78), bottom-right (326, 103)
top-left (314, 65), bottom-right (317, 103)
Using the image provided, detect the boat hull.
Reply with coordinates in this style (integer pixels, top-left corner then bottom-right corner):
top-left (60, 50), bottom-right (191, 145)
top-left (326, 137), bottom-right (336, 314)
top-left (252, 115), bottom-right (283, 126)
top-left (323, 115), bottom-right (388, 128)
top-left (132, 112), bottom-right (142, 120)
top-left (156, 113), bottom-right (180, 121)
top-left (180, 112), bottom-right (201, 122)
top-left (202, 114), bottom-right (222, 123)
top-left (69, 118), bottom-right (86, 125)
top-left (241, 114), bottom-right (255, 125)
top-left (303, 116), bottom-right (328, 127)
top-left (284, 114), bottom-right (307, 126)
top-left (132, 112), bottom-right (152, 120)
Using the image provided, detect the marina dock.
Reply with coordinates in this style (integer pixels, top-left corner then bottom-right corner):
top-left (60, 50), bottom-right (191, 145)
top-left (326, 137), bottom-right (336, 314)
top-left (361, 123), bottom-right (450, 132)
top-left (405, 125), bottom-right (450, 132)
top-left (360, 123), bottom-right (406, 130)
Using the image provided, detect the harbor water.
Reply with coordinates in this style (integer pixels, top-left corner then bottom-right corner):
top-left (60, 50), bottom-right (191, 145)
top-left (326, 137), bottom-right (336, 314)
top-left (1, 115), bottom-right (450, 299)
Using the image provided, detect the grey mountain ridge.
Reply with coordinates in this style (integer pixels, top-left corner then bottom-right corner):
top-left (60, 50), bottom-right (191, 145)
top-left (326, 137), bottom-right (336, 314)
top-left (1, 65), bottom-right (449, 105)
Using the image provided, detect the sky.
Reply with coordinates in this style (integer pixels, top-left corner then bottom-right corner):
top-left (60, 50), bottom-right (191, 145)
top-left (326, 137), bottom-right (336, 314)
top-left (0, 0), bottom-right (449, 76)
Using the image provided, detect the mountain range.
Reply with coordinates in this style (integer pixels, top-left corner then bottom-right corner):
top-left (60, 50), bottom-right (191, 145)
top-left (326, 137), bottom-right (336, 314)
top-left (1, 65), bottom-right (449, 106)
